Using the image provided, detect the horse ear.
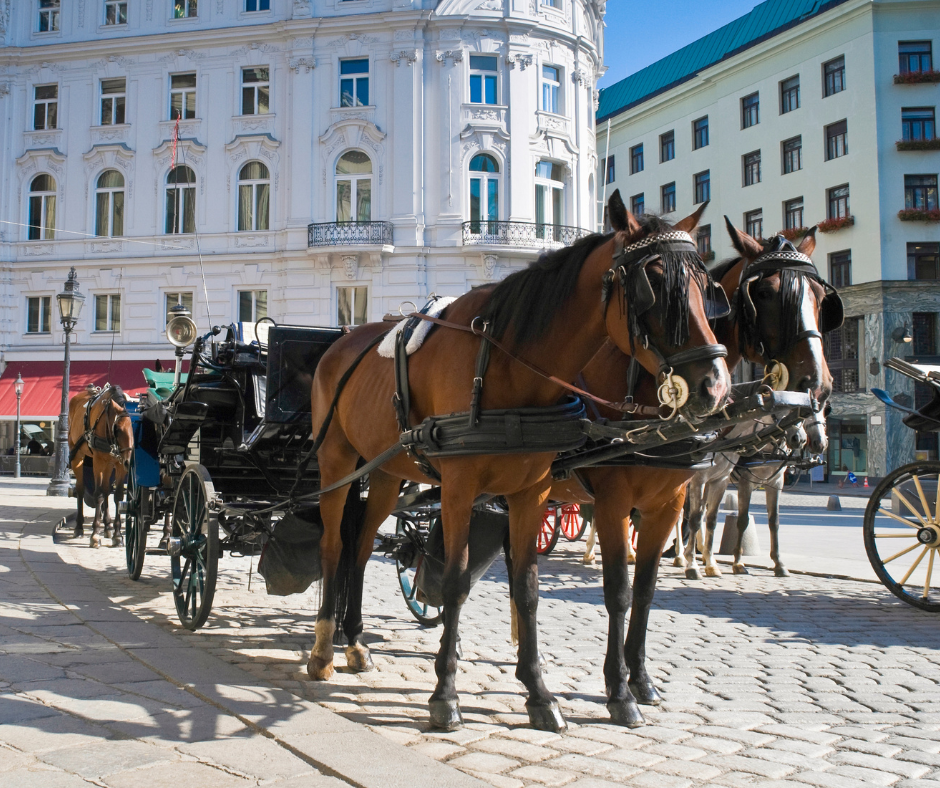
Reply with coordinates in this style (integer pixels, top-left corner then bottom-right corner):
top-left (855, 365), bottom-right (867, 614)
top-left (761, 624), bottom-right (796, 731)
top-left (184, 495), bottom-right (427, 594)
top-left (673, 201), bottom-right (708, 233)
top-left (798, 225), bottom-right (817, 257)
top-left (724, 215), bottom-right (764, 259)
top-left (607, 189), bottom-right (640, 234)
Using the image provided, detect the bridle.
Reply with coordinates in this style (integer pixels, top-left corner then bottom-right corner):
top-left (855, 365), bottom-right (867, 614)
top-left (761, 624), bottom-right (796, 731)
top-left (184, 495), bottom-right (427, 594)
top-left (85, 391), bottom-right (132, 469)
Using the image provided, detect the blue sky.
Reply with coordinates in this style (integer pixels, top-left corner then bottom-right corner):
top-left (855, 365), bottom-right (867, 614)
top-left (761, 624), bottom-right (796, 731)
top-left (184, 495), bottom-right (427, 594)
top-left (598, 0), bottom-right (762, 88)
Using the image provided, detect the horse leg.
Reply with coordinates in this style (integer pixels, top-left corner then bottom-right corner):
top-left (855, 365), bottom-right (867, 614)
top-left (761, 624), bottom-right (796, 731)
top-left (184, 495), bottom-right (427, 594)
top-left (766, 474), bottom-right (788, 577)
top-left (91, 487), bottom-right (105, 549)
top-left (702, 479), bottom-right (727, 577)
top-left (112, 475), bottom-right (125, 547)
top-left (582, 512), bottom-right (597, 565)
top-left (102, 478), bottom-right (114, 541)
top-left (733, 476), bottom-right (754, 575)
top-left (625, 517), bottom-right (637, 565)
top-left (683, 478), bottom-right (705, 579)
top-left (71, 458), bottom-right (85, 538)
top-left (342, 469), bottom-right (403, 673)
top-left (506, 485), bottom-right (565, 732)
top-left (428, 477), bottom-right (476, 731)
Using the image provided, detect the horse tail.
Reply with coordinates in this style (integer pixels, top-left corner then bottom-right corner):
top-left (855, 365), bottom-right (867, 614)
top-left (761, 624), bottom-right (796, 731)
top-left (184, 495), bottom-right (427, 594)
top-left (331, 471), bottom-right (367, 644)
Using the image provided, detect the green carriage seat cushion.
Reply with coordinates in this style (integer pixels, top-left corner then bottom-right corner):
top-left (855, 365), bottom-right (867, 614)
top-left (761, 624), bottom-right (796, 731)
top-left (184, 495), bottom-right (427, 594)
top-left (142, 369), bottom-right (188, 401)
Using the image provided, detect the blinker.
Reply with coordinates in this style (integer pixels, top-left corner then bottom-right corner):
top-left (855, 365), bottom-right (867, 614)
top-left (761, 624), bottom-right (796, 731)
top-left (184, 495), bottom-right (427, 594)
top-left (707, 286), bottom-right (731, 320)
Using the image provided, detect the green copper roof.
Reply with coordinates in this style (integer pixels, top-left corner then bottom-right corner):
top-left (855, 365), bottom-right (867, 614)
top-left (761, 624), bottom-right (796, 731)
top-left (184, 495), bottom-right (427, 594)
top-left (597, 0), bottom-right (852, 122)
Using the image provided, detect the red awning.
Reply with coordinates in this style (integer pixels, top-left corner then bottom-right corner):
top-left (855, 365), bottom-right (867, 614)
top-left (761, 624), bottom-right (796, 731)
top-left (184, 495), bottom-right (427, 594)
top-left (0, 360), bottom-right (178, 419)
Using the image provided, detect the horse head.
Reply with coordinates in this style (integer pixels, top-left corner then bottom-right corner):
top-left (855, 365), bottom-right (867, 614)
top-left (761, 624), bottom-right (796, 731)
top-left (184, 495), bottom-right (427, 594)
top-left (603, 190), bottom-right (731, 419)
top-left (105, 387), bottom-right (134, 470)
top-left (723, 218), bottom-right (839, 406)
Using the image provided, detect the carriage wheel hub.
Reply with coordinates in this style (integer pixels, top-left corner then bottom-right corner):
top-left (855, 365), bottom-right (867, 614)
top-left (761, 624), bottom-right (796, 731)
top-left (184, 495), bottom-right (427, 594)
top-left (917, 525), bottom-right (940, 546)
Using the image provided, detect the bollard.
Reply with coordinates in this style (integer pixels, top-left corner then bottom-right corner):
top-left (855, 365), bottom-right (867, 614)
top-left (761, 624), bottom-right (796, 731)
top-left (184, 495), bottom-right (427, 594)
top-left (718, 513), bottom-right (760, 556)
top-left (827, 495), bottom-right (842, 511)
top-left (722, 492), bottom-right (737, 511)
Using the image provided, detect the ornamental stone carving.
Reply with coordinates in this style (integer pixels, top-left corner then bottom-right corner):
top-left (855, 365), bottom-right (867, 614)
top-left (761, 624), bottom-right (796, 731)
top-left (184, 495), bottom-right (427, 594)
top-left (289, 57), bottom-right (316, 73)
top-left (505, 54), bottom-right (534, 70)
top-left (390, 50), bottom-right (418, 67)
top-left (342, 255), bottom-right (359, 279)
top-left (436, 50), bottom-right (464, 64)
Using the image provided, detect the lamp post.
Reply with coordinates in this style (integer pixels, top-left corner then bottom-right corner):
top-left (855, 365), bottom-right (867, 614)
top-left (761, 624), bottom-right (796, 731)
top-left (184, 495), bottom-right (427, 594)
top-left (47, 268), bottom-right (84, 496)
top-left (14, 373), bottom-right (24, 479)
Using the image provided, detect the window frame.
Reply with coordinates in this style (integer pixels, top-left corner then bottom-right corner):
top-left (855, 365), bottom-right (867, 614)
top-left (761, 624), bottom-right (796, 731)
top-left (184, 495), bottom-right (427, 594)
top-left (660, 130), bottom-right (675, 163)
top-left (38, 0), bottom-right (60, 33)
top-left (782, 135), bottom-right (802, 175)
top-left (741, 92), bottom-right (760, 129)
top-left (902, 107), bottom-right (936, 142)
top-left (905, 174), bottom-right (939, 211)
top-left (696, 225), bottom-right (711, 257)
top-left (826, 120), bottom-right (848, 161)
top-left (693, 170), bottom-right (710, 205)
top-left (241, 67), bottom-right (270, 116)
top-left (28, 174), bottom-right (56, 241)
top-left (693, 116), bottom-right (709, 150)
top-left (100, 78), bottom-right (127, 126)
top-left (468, 153), bottom-right (500, 231)
top-left (165, 166), bottom-right (196, 235)
top-left (93, 293), bottom-right (121, 333)
top-left (104, 0), bottom-right (128, 25)
top-left (534, 160), bottom-right (566, 233)
top-left (909, 242), bottom-right (940, 280)
top-left (745, 209), bottom-right (763, 239)
top-left (237, 290), bottom-right (268, 323)
top-left (170, 72), bottom-right (197, 120)
top-left (95, 170), bottom-right (125, 238)
top-left (784, 197), bottom-right (804, 231)
top-left (899, 41), bottom-right (933, 75)
top-left (630, 193), bottom-right (644, 216)
top-left (780, 75), bottom-right (800, 114)
top-left (602, 155), bottom-right (615, 186)
top-left (823, 55), bottom-right (845, 97)
top-left (340, 58), bottom-right (370, 108)
top-left (335, 150), bottom-right (373, 224)
top-left (164, 292), bottom-right (194, 324)
top-left (661, 182), bottom-right (676, 214)
top-left (337, 285), bottom-right (369, 327)
top-left (630, 143), bottom-right (644, 175)
top-left (26, 295), bottom-right (52, 335)
top-left (541, 64), bottom-right (562, 115)
top-left (828, 184), bottom-right (850, 220)
top-left (173, 0), bottom-right (198, 19)
top-left (469, 54), bottom-right (499, 106)
top-left (824, 317), bottom-right (860, 393)
top-left (244, 0), bottom-right (271, 11)
top-left (237, 161), bottom-right (271, 232)
top-left (829, 250), bottom-right (852, 288)
top-left (743, 150), bottom-right (761, 187)
top-left (33, 84), bottom-right (58, 130)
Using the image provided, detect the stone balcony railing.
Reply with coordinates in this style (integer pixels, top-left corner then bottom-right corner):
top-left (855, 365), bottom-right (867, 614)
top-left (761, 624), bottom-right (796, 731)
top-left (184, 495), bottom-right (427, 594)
top-left (461, 221), bottom-right (590, 248)
top-left (307, 221), bottom-right (393, 247)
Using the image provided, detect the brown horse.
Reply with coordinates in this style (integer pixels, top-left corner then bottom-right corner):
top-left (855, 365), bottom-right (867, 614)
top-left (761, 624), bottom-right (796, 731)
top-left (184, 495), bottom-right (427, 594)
top-left (549, 220), bottom-right (838, 726)
top-left (306, 192), bottom-right (731, 732)
top-left (68, 385), bottom-right (134, 548)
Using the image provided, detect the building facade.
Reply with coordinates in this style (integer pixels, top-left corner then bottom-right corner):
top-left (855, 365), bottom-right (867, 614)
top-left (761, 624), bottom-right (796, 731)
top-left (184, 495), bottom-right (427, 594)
top-left (596, 0), bottom-right (940, 479)
top-left (0, 0), bottom-right (606, 449)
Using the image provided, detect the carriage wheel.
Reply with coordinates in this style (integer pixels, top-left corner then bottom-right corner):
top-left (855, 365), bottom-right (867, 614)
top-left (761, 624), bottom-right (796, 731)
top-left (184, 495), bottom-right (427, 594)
top-left (559, 504), bottom-right (587, 542)
top-left (395, 517), bottom-right (443, 627)
top-left (863, 462), bottom-right (940, 613)
top-left (170, 465), bottom-right (219, 630)
top-left (537, 507), bottom-right (561, 555)
top-left (124, 452), bottom-right (147, 581)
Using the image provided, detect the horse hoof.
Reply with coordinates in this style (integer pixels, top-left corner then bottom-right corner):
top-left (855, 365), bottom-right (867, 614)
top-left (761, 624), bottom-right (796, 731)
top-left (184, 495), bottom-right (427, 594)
top-left (429, 698), bottom-right (463, 731)
top-left (111, 536), bottom-right (123, 548)
top-left (104, 527), bottom-right (113, 539)
top-left (526, 701), bottom-right (567, 732)
top-left (685, 566), bottom-right (701, 580)
top-left (629, 681), bottom-right (663, 706)
top-left (732, 564), bottom-right (749, 575)
top-left (90, 535), bottom-right (101, 549)
top-left (627, 554), bottom-right (636, 565)
top-left (608, 700), bottom-right (645, 728)
top-left (672, 556), bottom-right (687, 568)
top-left (774, 566), bottom-right (790, 578)
top-left (582, 552), bottom-right (595, 565)
top-left (306, 655), bottom-right (334, 681)
top-left (345, 644), bottom-right (374, 673)
top-left (705, 565), bottom-right (723, 578)
top-left (73, 527), bottom-right (84, 539)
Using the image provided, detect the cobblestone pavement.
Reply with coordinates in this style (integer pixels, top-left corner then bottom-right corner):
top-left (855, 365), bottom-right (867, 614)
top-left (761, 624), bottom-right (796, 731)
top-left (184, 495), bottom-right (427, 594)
top-left (58, 513), bottom-right (940, 788)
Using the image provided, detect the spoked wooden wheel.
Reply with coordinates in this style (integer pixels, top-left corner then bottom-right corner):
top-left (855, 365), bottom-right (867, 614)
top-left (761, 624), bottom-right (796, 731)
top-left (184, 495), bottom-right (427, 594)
top-left (170, 465), bottom-right (219, 630)
top-left (558, 504), bottom-right (587, 541)
top-left (124, 451), bottom-right (147, 581)
top-left (537, 507), bottom-right (560, 555)
top-left (864, 462), bottom-right (940, 612)
top-left (395, 517), bottom-right (443, 627)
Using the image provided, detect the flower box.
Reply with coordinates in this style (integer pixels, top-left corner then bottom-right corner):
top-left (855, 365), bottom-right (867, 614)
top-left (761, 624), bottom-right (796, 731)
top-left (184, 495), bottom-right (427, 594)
top-left (898, 208), bottom-right (940, 223)
top-left (896, 138), bottom-right (940, 151)
top-left (817, 216), bottom-right (855, 233)
top-left (894, 70), bottom-right (940, 84)
top-left (778, 226), bottom-right (809, 241)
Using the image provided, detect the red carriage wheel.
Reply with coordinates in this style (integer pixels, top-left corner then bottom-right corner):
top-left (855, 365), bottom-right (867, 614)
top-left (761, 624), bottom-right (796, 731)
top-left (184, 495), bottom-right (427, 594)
top-left (559, 504), bottom-right (587, 542)
top-left (537, 507), bottom-right (560, 555)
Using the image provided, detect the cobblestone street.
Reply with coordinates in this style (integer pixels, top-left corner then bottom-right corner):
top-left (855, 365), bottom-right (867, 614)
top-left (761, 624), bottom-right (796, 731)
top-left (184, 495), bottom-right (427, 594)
top-left (58, 501), bottom-right (940, 788)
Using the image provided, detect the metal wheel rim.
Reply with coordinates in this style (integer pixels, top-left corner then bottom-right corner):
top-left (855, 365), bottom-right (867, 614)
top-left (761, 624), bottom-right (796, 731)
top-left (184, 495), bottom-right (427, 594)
top-left (124, 452), bottom-right (145, 580)
top-left (395, 518), bottom-right (442, 627)
top-left (170, 468), bottom-right (217, 630)
top-left (863, 462), bottom-right (940, 612)
top-left (537, 508), bottom-right (559, 555)
top-left (559, 503), bottom-right (586, 541)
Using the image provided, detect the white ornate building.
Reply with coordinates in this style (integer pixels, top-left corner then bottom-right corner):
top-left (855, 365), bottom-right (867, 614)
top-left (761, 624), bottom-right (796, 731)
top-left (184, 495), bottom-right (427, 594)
top-left (0, 0), bottom-right (605, 444)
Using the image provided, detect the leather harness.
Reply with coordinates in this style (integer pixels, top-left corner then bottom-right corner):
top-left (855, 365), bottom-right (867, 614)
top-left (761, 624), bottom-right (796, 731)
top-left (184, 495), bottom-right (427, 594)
top-left (68, 387), bottom-right (129, 467)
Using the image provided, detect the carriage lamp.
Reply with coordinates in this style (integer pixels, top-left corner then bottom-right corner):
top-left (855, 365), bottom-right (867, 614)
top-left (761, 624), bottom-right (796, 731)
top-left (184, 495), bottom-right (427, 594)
top-left (892, 326), bottom-right (913, 344)
top-left (13, 373), bottom-right (24, 480)
top-left (166, 303), bottom-right (198, 348)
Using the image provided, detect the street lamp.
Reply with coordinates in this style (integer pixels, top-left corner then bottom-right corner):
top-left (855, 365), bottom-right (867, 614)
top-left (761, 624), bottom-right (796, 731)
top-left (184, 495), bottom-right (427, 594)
top-left (47, 267), bottom-right (84, 496)
top-left (13, 373), bottom-right (24, 479)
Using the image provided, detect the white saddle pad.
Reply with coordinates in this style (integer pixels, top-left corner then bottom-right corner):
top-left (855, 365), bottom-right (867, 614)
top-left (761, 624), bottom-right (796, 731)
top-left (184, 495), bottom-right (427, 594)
top-left (378, 297), bottom-right (457, 358)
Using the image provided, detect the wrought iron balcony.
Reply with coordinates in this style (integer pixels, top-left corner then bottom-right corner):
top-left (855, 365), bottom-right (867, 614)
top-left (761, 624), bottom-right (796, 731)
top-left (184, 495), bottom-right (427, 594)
top-left (307, 221), bottom-right (393, 247)
top-left (462, 221), bottom-right (591, 248)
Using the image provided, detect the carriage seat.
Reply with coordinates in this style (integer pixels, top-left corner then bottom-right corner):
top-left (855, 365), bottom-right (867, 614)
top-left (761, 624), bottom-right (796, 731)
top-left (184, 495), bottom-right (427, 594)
top-left (142, 368), bottom-right (188, 401)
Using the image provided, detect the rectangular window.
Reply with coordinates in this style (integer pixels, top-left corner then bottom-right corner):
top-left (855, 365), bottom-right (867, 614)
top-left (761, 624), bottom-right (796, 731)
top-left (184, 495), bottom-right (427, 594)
top-left (630, 143), bottom-right (643, 174)
top-left (913, 312), bottom-right (938, 356)
top-left (784, 197), bottom-right (804, 230)
top-left (660, 130), bottom-right (675, 162)
top-left (743, 150), bottom-right (761, 187)
top-left (33, 85), bottom-right (58, 130)
top-left (601, 155), bottom-right (615, 186)
top-left (94, 294), bottom-right (121, 333)
top-left (900, 41), bottom-right (933, 75)
top-left (173, 0), bottom-right (198, 18)
top-left (828, 184), bottom-right (850, 219)
top-left (337, 286), bottom-right (368, 326)
top-left (826, 120), bottom-right (848, 160)
top-left (909, 242), bottom-right (940, 280)
top-left (245, 0), bottom-right (270, 10)
top-left (780, 75), bottom-right (800, 114)
top-left (38, 0), bottom-right (59, 32)
top-left (830, 250), bottom-right (852, 288)
top-left (902, 107), bottom-right (936, 141)
top-left (542, 65), bottom-right (561, 114)
top-left (242, 67), bottom-right (270, 115)
top-left (100, 78), bottom-right (126, 126)
top-left (693, 116), bottom-right (709, 149)
top-left (696, 225), bottom-right (711, 257)
top-left (782, 135), bottom-right (802, 174)
top-left (469, 54), bottom-right (498, 105)
top-left (661, 182), bottom-right (676, 214)
top-left (170, 73), bottom-right (196, 120)
top-left (905, 174), bottom-right (939, 211)
top-left (541, 0), bottom-right (563, 7)
top-left (630, 193), bottom-right (644, 216)
top-left (824, 317), bottom-right (860, 393)
top-left (340, 59), bottom-right (369, 108)
top-left (165, 292), bottom-right (194, 322)
top-left (26, 296), bottom-right (51, 334)
top-left (105, 0), bottom-right (127, 24)
top-left (745, 209), bottom-right (763, 239)
top-left (238, 290), bottom-right (268, 323)
top-left (694, 170), bottom-right (710, 204)
top-left (741, 92), bottom-right (759, 129)
top-left (824, 56), bottom-right (845, 97)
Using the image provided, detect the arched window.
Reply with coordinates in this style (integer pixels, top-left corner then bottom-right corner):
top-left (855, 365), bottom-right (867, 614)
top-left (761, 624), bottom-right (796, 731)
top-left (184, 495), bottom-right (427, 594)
top-left (335, 151), bottom-right (372, 223)
top-left (535, 160), bottom-right (565, 239)
top-left (95, 170), bottom-right (125, 237)
top-left (166, 165), bottom-right (195, 234)
top-left (28, 174), bottom-right (56, 240)
top-left (238, 161), bottom-right (270, 231)
top-left (469, 154), bottom-right (499, 232)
